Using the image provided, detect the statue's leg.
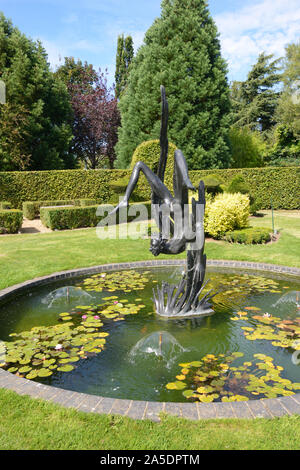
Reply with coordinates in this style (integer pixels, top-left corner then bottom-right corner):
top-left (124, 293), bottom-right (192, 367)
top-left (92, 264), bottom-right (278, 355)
top-left (110, 161), bottom-right (173, 215)
top-left (173, 150), bottom-right (196, 200)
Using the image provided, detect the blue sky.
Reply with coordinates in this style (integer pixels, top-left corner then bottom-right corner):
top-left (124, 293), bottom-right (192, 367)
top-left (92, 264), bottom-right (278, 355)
top-left (0, 0), bottom-right (299, 85)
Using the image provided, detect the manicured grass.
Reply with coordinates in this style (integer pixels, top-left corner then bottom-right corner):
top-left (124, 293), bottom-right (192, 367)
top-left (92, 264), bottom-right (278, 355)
top-left (0, 210), bottom-right (299, 450)
top-left (0, 210), bottom-right (299, 290)
top-left (0, 389), bottom-right (299, 450)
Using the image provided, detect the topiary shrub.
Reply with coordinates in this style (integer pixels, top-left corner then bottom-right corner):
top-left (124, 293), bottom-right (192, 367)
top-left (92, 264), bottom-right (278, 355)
top-left (205, 193), bottom-right (250, 239)
top-left (224, 227), bottom-right (271, 244)
top-left (130, 140), bottom-right (177, 200)
top-left (226, 175), bottom-right (250, 194)
top-left (226, 175), bottom-right (258, 215)
top-left (0, 210), bottom-right (23, 234)
top-left (201, 174), bottom-right (223, 196)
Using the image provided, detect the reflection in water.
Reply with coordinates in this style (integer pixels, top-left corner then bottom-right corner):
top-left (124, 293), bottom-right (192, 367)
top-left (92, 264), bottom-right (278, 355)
top-left (129, 331), bottom-right (187, 368)
top-left (42, 286), bottom-right (92, 308)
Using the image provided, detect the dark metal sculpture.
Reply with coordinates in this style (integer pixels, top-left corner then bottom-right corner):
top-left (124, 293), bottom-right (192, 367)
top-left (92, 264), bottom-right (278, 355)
top-left (111, 86), bottom-right (215, 318)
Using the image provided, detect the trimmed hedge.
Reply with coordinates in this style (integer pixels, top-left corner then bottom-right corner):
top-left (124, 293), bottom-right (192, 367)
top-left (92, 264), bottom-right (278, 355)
top-left (0, 201), bottom-right (11, 210)
top-left (23, 200), bottom-right (75, 220)
top-left (0, 210), bottom-right (23, 234)
top-left (109, 177), bottom-right (144, 204)
top-left (0, 166), bottom-right (299, 211)
top-left (224, 227), bottom-right (271, 244)
top-left (23, 199), bottom-right (100, 220)
top-left (74, 199), bottom-right (98, 207)
top-left (0, 169), bottom-right (128, 210)
top-left (189, 167), bottom-right (300, 211)
top-left (40, 201), bottom-right (152, 231)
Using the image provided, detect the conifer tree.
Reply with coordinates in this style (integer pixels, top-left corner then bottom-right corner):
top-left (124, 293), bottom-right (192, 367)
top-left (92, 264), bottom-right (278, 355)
top-left (115, 34), bottom-right (134, 99)
top-left (231, 53), bottom-right (282, 133)
top-left (276, 42), bottom-right (300, 139)
top-left (115, 0), bottom-right (231, 170)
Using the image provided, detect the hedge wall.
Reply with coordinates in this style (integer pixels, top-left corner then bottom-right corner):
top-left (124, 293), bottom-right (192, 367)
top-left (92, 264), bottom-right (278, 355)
top-left (0, 169), bottom-right (128, 209)
top-left (189, 167), bottom-right (300, 211)
top-left (135, 167), bottom-right (300, 210)
top-left (0, 166), bottom-right (299, 211)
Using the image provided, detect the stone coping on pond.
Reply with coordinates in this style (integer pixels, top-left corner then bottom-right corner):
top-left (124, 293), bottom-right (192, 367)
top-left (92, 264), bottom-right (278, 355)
top-left (0, 259), bottom-right (299, 422)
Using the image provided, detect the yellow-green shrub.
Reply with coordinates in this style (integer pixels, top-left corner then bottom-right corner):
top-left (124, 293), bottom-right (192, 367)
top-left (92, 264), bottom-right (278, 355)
top-left (205, 193), bottom-right (250, 239)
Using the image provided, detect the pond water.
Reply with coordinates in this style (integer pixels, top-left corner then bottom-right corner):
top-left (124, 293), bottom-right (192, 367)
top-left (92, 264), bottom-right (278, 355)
top-left (0, 266), bottom-right (299, 403)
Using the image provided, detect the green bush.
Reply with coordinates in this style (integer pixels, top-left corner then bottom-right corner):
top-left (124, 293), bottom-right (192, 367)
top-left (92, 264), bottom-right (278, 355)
top-left (40, 206), bottom-right (101, 230)
top-left (205, 193), bottom-right (250, 239)
top-left (225, 175), bottom-right (258, 215)
top-left (201, 174), bottom-right (223, 196)
top-left (0, 210), bottom-right (23, 234)
top-left (224, 227), bottom-right (271, 244)
top-left (226, 175), bottom-right (250, 194)
top-left (130, 140), bottom-right (177, 173)
top-left (40, 201), bottom-right (152, 231)
top-left (0, 201), bottom-right (11, 210)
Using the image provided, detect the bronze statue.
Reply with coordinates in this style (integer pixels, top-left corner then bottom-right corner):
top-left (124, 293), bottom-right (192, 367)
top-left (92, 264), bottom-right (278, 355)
top-left (111, 86), bottom-right (215, 317)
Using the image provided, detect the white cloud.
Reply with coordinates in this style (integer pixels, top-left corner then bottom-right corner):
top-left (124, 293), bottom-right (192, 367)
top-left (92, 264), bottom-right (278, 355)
top-left (42, 39), bottom-right (67, 70)
top-left (215, 0), bottom-right (300, 81)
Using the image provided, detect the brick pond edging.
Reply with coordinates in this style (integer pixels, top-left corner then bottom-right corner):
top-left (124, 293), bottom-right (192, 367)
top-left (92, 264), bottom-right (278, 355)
top-left (0, 259), bottom-right (299, 421)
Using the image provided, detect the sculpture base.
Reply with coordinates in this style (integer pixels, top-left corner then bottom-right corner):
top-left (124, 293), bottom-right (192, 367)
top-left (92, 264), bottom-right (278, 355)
top-left (152, 278), bottom-right (216, 320)
top-left (155, 305), bottom-right (214, 319)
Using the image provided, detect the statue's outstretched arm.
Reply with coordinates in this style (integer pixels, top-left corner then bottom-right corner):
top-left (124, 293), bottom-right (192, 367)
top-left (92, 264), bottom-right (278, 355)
top-left (109, 161), bottom-right (173, 215)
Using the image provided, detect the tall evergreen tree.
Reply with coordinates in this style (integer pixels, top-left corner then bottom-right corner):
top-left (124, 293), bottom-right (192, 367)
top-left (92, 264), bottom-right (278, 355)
top-left (231, 53), bottom-right (282, 133)
top-left (276, 42), bottom-right (300, 139)
top-left (115, 0), bottom-right (231, 170)
top-left (115, 34), bottom-right (134, 99)
top-left (0, 13), bottom-right (73, 170)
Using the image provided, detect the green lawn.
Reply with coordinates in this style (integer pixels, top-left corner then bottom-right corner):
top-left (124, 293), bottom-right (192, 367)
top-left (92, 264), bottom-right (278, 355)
top-left (0, 210), bottom-right (299, 450)
top-left (0, 389), bottom-right (299, 450)
top-left (0, 210), bottom-right (299, 291)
